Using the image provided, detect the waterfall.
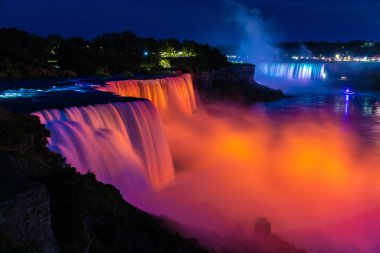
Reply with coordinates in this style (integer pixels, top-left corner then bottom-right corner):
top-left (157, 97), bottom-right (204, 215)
top-left (32, 100), bottom-right (175, 193)
top-left (96, 74), bottom-right (197, 115)
top-left (256, 62), bottom-right (326, 81)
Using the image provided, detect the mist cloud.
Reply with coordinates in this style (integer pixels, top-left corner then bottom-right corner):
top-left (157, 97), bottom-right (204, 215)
top-left (225, 0), bottom-right (280, 63)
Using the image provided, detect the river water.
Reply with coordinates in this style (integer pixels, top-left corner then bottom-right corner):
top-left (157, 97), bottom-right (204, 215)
top-left (254, 82), bottom-right (380, 154)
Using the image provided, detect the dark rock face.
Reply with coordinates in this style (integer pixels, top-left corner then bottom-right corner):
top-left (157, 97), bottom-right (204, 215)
top-left (228, 64), bottom-right (256, 83)
top-left (192, 65), bottom-right (255, 90)
top-left (254, 217), bottom-right (272, 236)
top-left (192, 64), bottom-right (284, 105)
top-left (45, 171), bottom-right (209, 253)
top-left (0, 185), bottom-right (59, 253)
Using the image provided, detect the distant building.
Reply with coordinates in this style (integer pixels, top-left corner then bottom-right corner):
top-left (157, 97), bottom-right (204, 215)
top-left (254, 217), bottom-right (271, 236)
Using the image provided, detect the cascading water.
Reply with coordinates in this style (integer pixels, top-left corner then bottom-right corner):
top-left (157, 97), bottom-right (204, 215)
top-left (32, 100), bottom-right (175, 194)
top-left (31, 74), bottom-right (198, 199)
top-left (96, 74), bottom-right (197, 115)
top-left (256, 62), bottom-right (326, 81)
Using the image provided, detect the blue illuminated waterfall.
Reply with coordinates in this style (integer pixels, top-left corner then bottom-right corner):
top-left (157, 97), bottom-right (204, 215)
top-left (256, 62), bottom-right (326, 81)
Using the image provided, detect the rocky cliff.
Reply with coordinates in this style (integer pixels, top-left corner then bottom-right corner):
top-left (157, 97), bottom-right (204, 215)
top-left (192, 64), bottom-right (284, 105)
top-left (0, 184), bottom-right (58, 253)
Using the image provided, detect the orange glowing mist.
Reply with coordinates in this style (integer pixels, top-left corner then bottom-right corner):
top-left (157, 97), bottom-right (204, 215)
top-left (67, 74), bottom-right (380, 252)
top-left (136, 104), bottom-right (380, 252)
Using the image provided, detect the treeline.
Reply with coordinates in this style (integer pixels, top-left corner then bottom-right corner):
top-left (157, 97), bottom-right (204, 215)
top-left (0, 28), bottom-right (228, 80)
top-left (278, 41), bottom-right (380, 57)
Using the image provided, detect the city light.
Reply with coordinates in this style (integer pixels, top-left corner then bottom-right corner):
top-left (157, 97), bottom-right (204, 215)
top-left (290, 54), bottom-right (380, 63)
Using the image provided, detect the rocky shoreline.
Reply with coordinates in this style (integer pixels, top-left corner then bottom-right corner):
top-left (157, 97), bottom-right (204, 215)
top-left (192, 64), bottom-right (284, 105)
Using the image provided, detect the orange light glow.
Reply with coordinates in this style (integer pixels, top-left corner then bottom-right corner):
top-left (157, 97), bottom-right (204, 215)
top-left (38, 74), bottom-right (380, 252)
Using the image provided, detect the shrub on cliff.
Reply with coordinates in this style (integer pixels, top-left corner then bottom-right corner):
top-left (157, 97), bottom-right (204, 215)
top-left (95, 67), bottom-right (112, 78)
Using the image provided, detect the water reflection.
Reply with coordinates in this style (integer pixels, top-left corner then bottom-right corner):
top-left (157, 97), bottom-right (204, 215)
top-left (254, 89), bottom-right (380, 155)
top-left (345, 94), bottom-right (350, 115)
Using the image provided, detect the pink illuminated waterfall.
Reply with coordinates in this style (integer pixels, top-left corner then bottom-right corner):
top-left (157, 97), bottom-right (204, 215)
top-left (96, 74), bottom-right (197, 115)
top-left (32, 101), bottom-right (175, 193)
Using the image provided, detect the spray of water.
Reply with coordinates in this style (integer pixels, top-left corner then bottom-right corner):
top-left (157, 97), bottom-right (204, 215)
top-left (133, 104), bottom-right (380, 252)
top-left (226, 0), bottom-right (280, 63)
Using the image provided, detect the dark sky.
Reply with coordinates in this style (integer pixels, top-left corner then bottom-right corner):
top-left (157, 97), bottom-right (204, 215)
top-left (1, 0), bottom-right (379, 45)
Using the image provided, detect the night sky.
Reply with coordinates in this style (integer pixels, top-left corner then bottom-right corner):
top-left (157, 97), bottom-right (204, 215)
top-left (1, 0), bottom-right (379, 45)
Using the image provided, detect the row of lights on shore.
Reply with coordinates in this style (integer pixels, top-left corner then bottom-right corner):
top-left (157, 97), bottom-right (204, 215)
top-left (292, 55), bottom-right (380, 62)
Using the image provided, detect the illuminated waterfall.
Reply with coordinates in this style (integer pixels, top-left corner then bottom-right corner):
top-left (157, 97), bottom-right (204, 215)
top-left (256, 62), bottom-right (326, 81)
top-left (96, 74), bottom-right (197, 115)
top-left (33, 101), bottom-right (175, 192)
